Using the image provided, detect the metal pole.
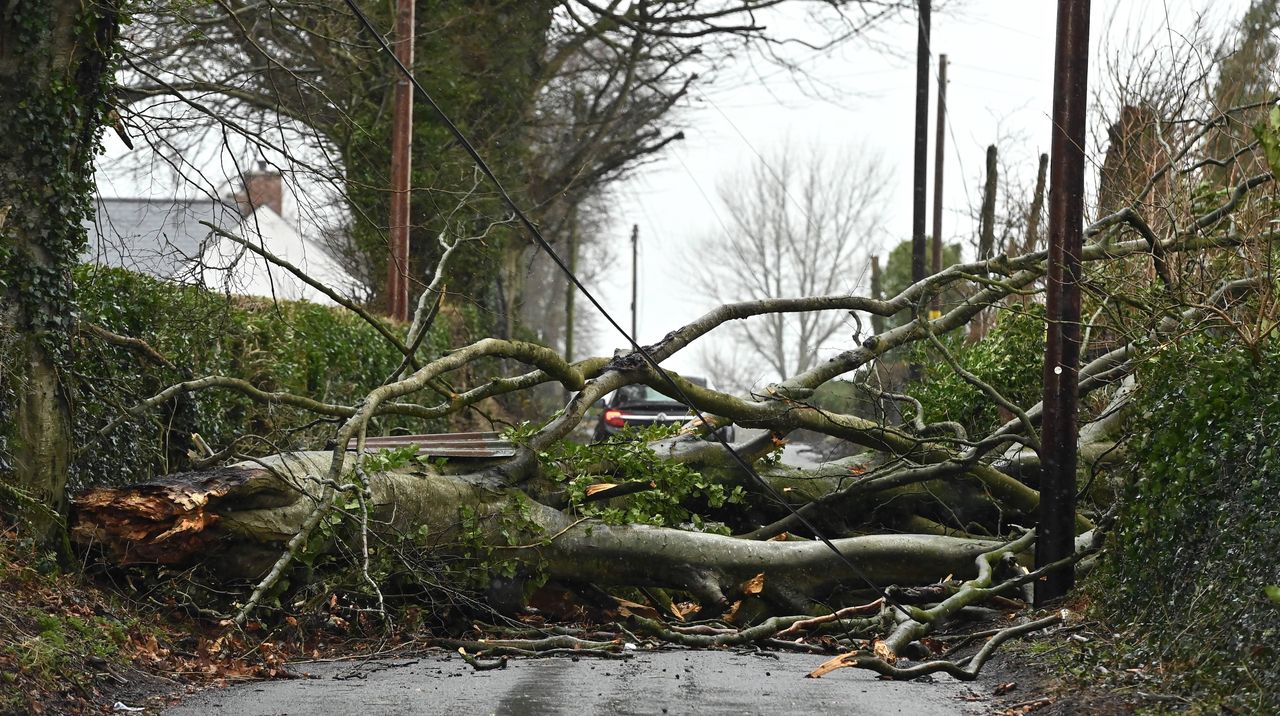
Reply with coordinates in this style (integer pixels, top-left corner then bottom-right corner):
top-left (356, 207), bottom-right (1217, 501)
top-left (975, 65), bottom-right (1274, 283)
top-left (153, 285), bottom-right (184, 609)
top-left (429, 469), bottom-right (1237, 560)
top-left (930, 53), bottom-right (947, 316)
top-left (1036, 0), bottom-right (1090, 607)
top-left (911, 0), bottom-right (931, 286)
top-left (387, 0), bottom-right (414, 322)
top-left (630, 223), bottom-right (639, 340)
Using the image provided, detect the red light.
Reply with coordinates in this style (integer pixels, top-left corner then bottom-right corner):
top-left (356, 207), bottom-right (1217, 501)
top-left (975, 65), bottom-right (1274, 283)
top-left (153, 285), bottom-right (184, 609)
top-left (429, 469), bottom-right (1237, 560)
top-left (604, 409), bottom-right (625, 427)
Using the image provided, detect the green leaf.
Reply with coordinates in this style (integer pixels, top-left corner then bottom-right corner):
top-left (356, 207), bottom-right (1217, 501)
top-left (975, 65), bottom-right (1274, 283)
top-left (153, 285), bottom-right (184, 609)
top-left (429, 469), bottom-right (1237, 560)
top-left (1264, 585), bottom-right (1280, 607)
top-left (1253, 104), bottom-right (1280, 179)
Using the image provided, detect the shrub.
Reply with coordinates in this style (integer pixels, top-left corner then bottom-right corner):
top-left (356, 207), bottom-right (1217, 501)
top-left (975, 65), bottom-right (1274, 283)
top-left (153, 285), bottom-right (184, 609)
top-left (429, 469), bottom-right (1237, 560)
top-left (908, 304), bottom-right (1046, 439)
top-left (1093, 336), bottom-right (1280, 713)
top-left (68, 266), bottom-right (456, 490)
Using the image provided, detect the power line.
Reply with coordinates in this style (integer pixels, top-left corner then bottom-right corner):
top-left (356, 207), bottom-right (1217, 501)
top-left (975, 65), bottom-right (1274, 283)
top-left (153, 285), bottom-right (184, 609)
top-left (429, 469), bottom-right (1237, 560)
top-left (340, 0), bottom-right (911, 614)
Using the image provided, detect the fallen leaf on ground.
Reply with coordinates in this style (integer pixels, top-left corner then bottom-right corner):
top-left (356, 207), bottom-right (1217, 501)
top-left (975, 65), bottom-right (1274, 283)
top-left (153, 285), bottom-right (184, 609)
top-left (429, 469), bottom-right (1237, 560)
top-left (612, 597), bottom-right (662, 621)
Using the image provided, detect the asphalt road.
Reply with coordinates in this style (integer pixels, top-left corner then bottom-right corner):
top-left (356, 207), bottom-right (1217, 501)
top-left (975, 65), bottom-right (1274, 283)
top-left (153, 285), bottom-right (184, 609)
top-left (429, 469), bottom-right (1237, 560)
top-left (164, 649), bottom-right (985, 716)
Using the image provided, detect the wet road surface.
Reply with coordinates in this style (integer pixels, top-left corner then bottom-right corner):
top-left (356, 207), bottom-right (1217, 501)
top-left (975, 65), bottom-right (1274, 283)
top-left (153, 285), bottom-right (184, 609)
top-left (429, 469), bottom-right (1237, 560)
top-left (165, 649), bottom-right (985, 715)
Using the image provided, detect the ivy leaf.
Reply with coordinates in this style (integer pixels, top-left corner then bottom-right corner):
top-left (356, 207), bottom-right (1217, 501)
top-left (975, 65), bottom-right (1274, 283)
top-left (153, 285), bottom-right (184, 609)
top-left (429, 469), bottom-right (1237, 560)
top-left (1253, 103), bottom-right (1280, 180)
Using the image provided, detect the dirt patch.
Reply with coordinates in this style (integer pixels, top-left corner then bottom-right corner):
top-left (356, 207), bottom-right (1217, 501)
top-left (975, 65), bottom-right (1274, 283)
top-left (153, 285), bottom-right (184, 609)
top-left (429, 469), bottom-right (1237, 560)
top-left (976, 625), bottom-right (1182, 715)
top-left (0, 532), bottom-right (300, 715)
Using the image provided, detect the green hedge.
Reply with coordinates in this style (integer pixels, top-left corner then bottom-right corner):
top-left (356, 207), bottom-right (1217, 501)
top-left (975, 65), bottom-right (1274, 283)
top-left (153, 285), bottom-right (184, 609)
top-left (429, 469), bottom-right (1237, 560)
top-left (68, 266), bottom-right (455, 490)
top-left (1093, 336), bottom-right (1280, 712)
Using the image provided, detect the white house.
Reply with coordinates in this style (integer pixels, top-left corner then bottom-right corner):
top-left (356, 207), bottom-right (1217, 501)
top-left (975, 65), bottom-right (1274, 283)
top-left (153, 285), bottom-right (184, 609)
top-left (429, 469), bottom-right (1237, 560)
top-left (83, 171), bottom-right (358, 305)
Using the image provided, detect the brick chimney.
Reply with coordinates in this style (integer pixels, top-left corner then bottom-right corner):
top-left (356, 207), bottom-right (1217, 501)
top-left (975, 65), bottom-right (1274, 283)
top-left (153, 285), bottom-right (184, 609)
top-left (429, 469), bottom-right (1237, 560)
top-left (233, 169), bottom-right (283, 217)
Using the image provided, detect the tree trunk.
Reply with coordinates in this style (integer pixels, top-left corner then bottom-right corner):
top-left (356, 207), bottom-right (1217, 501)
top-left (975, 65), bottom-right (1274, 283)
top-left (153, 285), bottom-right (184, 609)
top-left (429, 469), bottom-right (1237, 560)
top-left (71, 452), bottom-right (1012, 610)
top-left (0, 2), bottom-right (121, 546)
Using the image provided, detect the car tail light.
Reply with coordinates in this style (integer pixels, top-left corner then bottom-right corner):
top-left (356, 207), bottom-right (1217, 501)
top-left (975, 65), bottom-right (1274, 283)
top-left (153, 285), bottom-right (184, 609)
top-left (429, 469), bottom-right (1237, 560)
top-left (604, 409), bottom-right (625, 427)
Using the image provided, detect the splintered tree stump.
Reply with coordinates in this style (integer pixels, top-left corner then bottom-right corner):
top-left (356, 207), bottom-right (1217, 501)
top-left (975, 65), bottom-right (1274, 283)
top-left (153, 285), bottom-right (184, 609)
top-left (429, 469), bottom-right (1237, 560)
top-left (73, 466), bottom-right (260, 567)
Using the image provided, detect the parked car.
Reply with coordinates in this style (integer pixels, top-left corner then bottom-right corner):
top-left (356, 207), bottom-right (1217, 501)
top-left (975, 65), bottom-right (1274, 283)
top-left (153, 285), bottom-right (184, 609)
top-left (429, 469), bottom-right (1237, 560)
top-left (592, 377), bottom-right (736, 442)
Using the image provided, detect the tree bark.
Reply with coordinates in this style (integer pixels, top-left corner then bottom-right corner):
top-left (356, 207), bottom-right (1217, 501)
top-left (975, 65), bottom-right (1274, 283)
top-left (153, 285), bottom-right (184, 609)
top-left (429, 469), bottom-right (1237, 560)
top-left (1, 2), bottom-right (121, 546)
top-left (71, 452), bottom-right (1013, 610)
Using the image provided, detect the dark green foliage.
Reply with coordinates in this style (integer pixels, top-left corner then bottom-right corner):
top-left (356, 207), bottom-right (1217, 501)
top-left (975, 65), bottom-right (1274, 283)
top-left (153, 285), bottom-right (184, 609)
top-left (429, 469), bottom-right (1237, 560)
top-left (908, 305), bottom-right (1046, 438)
top-left (514, 422), bottom-right (746, 533)
top-left (0, 3), bottom-right (119, 343)
top-left (69, 266), bottom-right (453, 490)
top-left (1094, 337), bottom-right (1280, 712)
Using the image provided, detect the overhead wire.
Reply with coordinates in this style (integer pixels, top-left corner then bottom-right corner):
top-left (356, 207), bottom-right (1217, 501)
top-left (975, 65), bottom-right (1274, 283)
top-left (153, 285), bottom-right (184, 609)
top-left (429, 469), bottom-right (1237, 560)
top-left (340, 0), bottom-right (912, 616)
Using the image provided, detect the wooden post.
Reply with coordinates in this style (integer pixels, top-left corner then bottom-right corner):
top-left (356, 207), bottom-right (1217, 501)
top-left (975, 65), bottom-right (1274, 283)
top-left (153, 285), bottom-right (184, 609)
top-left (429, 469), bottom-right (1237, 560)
top-left (978, 144), bottom-right (998, 265)
top-left (970, 144), bottom-right (999, 342)
top-left (1022, 153), bottom-right (1049, 256)
top-left (387, 0), bottom-right (414, 322)
top-left (630, 224), bottom-right (639, 341)
top-left (931, 53), bottom-right (947, 317)
top-left (1037, 0), bottom-right (1091, 607)
top-left (564, 212), bottom-right (577, 364)
top-left (912, 0), bottom-right (932, 288)
top-left (869, 255), bottom-right (886, 336)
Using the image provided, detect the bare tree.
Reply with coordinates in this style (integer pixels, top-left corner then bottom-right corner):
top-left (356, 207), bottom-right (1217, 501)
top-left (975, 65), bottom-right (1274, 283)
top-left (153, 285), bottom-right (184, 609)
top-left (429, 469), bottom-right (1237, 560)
top-left (693, 144), bottom-right (890, 384)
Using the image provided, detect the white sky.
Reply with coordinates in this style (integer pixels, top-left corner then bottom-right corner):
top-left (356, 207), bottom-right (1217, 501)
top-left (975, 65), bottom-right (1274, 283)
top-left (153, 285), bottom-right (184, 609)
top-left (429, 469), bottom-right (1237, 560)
top-left (596, 0), bottom-right (1249, 379)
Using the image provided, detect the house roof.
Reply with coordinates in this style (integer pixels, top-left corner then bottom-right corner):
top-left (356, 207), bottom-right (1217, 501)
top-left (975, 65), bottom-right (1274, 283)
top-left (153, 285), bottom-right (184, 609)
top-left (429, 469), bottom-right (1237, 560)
top-left (199, 205), bottom-right (357, 305)
top-left (82, 196), bottom-right (245, 280)
top-left (82, 193), bottom-right (357, 305)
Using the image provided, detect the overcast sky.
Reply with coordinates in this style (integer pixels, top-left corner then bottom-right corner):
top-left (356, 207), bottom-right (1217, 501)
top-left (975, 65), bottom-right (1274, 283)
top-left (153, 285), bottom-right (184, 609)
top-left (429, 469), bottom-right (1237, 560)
top-left (596, 0), bottom-right (1250, 381)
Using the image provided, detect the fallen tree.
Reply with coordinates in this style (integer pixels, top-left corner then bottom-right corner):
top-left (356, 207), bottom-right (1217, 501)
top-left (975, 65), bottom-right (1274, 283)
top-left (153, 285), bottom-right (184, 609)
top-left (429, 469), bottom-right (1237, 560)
top-left (67, 103), bottom-right (1278, 675)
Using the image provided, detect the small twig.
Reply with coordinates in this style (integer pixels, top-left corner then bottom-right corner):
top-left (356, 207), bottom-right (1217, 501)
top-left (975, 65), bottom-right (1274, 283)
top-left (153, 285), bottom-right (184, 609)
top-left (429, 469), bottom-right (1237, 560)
top-left (352, 463), bottom-right (386, 621)
top-left (435, 636), bottom-right (623, 659)
top-left (499, 516), bottom-right (593, 549)
top-left (776, 599), bottom-right (885, 638)
top-left (627, 613), bottom-right (882, 648)
top-left (457, 647), bottom-right (508, 671)
top-left (80, 321), bottom-right (177, 370)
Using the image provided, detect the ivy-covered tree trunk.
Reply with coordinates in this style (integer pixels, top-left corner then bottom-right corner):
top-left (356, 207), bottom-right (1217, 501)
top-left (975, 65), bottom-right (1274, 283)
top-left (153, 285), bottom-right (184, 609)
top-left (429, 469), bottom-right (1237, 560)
top-left (0, 2), bottom-right (121, 546)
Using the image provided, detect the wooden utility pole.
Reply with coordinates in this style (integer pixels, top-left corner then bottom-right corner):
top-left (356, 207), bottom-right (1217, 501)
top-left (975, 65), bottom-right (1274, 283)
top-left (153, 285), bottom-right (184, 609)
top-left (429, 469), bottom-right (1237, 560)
top-left (978, 144), bottom-right (998, 264)
top-left (869, 256), bottom-right (886, 336)
top-left (911, 0), bottom-right (932, 287)
top-left (970, 144), bottom-right (999, 342)
top-left (930, 53), bottom-right (947, 317)
top-left (1022, 153), bottom-right (1050, 255)
top-left (564, 212), bottom-right (577, 364)
top-left (630, 224), bottom-right (639, 340)
top-left (1037, 0), bottom-right (1091, 607)
top-left (387, 0), bottom-right (414, 322)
